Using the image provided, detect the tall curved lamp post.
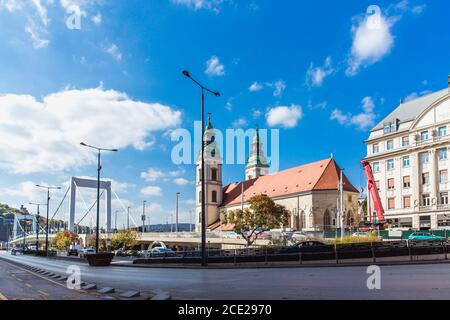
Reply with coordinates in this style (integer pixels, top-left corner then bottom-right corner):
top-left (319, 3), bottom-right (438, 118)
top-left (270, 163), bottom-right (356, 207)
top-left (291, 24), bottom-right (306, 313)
top-left (80, 142), bottom-right (118, 254)
top-left (182, 70), bottom-right (220, 266)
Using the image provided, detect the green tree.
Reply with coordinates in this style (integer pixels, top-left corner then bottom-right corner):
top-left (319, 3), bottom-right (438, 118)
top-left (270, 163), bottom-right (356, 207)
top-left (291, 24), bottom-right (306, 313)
top-left (223, 194), bottom-right (290, 247)
top-left (111, 230), bottom-right (138, 250)
top-left (361, 198), bottom-right (368, 221)
top-left (53, 230), bottom-right (79, 251)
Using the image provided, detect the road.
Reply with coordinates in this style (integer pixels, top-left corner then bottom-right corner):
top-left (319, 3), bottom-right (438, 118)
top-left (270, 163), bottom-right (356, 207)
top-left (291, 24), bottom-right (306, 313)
top-left (0, 258), bottom-right (100, 300)
top-left (1, 251), bottom-right (450, 299)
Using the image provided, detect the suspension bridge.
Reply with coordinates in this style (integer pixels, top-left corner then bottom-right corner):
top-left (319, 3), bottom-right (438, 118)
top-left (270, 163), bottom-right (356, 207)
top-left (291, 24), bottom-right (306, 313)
top-left (9, 177), bottom-right (140, 247)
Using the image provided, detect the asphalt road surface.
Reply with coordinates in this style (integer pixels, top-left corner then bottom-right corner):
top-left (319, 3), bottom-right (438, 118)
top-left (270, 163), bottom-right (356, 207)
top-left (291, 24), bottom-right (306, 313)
top-left (1, 251), bottom-right (450, 299)
top-left (0, 258), bottom-right (100, 300)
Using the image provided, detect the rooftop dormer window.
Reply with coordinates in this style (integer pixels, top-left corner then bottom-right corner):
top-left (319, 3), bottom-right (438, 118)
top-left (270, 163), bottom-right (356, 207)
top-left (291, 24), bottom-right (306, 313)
top-left (383, 119), bottom-right (399, 134)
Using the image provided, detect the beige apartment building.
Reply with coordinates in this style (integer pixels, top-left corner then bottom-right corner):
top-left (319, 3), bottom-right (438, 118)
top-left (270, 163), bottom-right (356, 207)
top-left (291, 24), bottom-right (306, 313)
top-left (364, 76), bottom-right (450, 230)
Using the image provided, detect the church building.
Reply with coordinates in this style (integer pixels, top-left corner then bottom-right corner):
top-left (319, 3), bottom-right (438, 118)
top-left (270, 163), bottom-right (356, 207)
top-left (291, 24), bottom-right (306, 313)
top-left (195, 115), bottom-right (360, 232)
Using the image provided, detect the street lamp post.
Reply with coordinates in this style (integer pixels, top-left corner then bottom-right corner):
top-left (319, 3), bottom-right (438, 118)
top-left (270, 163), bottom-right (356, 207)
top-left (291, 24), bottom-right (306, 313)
top-left (115, 210), bottom-right (118, 233)
top-left (176, 192), bottom-right (180, 233)
top-left (142, 200), bottom-right (146, 234)
top-left (36, 185), bottom-right (61, 256)
top-left (127, 206), bottom-right (131, 231)
top-left (29, 202), bottom-right (46, 254)
top-left (80, 142), bottom-right (118, 254)
top-left (182, 70), bottom-right (220, 267)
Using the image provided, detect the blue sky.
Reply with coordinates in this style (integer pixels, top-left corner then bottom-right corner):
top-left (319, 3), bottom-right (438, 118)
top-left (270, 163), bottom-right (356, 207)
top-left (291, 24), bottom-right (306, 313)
top-left (0, 0), bottom-right (449, 229)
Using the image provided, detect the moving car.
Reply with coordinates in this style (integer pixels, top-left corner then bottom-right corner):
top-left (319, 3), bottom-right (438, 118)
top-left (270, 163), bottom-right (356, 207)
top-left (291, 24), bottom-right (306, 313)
top-left (408, 232), bottom-right (446, 241)
top-left (79, 248), bottom-right (95, 258)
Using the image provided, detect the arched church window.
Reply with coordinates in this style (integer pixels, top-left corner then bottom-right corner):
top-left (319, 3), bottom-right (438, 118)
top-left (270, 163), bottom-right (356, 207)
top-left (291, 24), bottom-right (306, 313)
top-left (211, 168), bottom-right (217, 181)
top-left (323, 210), bottom-right (331, 231)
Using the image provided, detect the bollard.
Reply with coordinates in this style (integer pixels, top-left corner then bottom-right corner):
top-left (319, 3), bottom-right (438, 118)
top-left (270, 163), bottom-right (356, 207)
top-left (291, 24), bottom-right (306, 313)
top-left (265, 248), bottom-right (268, 265)
top-left (298, 252), bottom-right (302, 265)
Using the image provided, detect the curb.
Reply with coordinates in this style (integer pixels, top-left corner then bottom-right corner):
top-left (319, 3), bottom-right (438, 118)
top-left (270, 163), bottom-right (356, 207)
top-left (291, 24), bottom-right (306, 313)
top-left (0, 255), bottom-right (171, 300)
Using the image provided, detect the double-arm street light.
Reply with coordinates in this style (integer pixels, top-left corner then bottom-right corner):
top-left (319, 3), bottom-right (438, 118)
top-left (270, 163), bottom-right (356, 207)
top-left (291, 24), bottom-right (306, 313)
top-left (182, 70), bottom-right (220, 266)
top-left (29, 202), bottom-right (47, 253)
top-left (36, 185), bottom-right (61, 256)
top-left (80, 142), bottom-right (118, 254)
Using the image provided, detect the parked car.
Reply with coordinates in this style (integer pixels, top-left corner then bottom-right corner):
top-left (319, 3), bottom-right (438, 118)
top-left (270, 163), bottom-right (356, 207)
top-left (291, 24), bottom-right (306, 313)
top-left (408, 232), bottom-right (446, 241)
top-left (276, 241), bottom-right (334, 254)
top-left (291, 231), bottom-right (308, 242)
top-left (352, 232), bottom-right (368, 237)
top-left (67, 249), bottom-right (79, 256)
top-left (79, 248), bottom-right (95, 258)
top-left (146, 247), bottom-right (175, 257)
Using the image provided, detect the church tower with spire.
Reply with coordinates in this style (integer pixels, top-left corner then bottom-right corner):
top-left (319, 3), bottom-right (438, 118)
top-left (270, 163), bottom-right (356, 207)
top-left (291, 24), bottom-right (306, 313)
top-left (195, 113), bottom-right (223, 232)
top-left (245, 127), bottom-right (270, 180)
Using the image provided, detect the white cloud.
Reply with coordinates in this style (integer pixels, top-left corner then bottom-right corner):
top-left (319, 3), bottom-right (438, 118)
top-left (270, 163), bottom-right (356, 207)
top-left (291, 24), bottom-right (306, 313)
top-left (346, 10), bottom-right (394, 76)
top-left (205, 55), bottom-right (225, 77)
top-left (171, 0), bottom-right (226, 13)
top-left (330, 96), bottom-right (377, 130)
top-left (141, 168), bottom-right (165, 182)
top-left (249, 82), bottom-right (263, 92)
top-left (232, 117), bottom-right (248, 128)
top-left (225, 97), bottom-right (233, 111)
top-left (271, 80), bottom-right (286, 97)
top-left (140, 186), bottom-right (163, 197)
top-left (305, 56), bottom-right (334, 87)
top-left (106, 43), bottom-right (123, 61)
top-left (25, 20), bottom-right (49, 48)
top-left (266, 104), bottom-right (303, 129)
top-left (0, 87), bottom-right (182, 174)
top-left (404, 90), bottom-right (432, 102)
top-left (252, 109), bottom-right (262, 119)
top-left (174, 178), bottom-right (191, 186)
top-left (91, 12), bottom-right (102, 25)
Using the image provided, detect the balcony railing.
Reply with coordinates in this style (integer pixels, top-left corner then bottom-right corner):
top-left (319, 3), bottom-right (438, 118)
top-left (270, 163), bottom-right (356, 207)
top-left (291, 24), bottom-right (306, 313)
top-left (437, 204), bottom-right (450, 210)
top-left (419, 205), bottom-right (432, 212)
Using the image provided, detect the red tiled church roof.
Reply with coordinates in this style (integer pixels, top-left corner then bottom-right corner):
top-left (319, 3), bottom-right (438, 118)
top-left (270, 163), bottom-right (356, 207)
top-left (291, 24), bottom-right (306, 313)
top-left (220, 158), bottom-right (358, 208)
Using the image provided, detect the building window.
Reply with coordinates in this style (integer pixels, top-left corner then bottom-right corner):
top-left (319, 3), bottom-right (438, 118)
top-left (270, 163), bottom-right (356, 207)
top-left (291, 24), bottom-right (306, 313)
top-left (372, 144), bottom-right (379, 154)
top-left (438, 126), bottom-right (447, 137)
top-left (375, 180), bottom-right (380, 191)
top-left (373, 162), bottom-right (380, 173)
top-left (440, 170), bottom-right (448, 184)
top-left (441, 192), bottom-right (449, 205)
top-left (402, 136), bottom-right (410, 147)
top-left (301, 211), bottom-right (306, 229)
top-left (388, 198), bottom-right (395, 210)
top-left (211, 190), bottom-right (217, 203)
top-left (383, 120), bottom-right (398, 134)
top-left (198, 191), bottom-right (202, 204)
top-left (387, 159), bottom-right (394, 171)
top-left (422, 194), bottom-right (431, 206)
top-left (386, 140), bottom-right (394, 151)
top-left (198, 169), bottom-right (202, 181)
top-left (422, 173), bottom-right (430, 185)
top-left (402, 156), bottom-right (410, 168)
top-left (387, 178), bottom-right (395, 190)
top-left (323, 210), bottom-right (331, 231)
top-left (403, 176), bottom-right (411, 188)
top-left (211, 168), bottom-right (217, 181)
top-left (438, 148), bottom-right (448, 161)
top-left (421, 131), bottom-right (429, 141)
top-left (420, 152), bottom-right (429, 164)
top-left (403, 196), bottom-right (411, 208)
